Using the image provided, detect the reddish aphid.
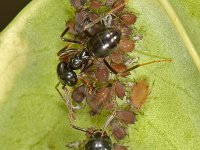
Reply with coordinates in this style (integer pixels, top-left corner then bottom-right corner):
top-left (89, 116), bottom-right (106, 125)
top-left (110, 50), bottom-right (123, 64)
top-left (119, 39), bottom-right (135, 52)
top-left (72, 85), bottom-right (86, 103)
top-left (87, 86), bottom-right (112, 115)
top-left (116, 110), bottom-right (136, 124)
top-left (130, 80), bottom-right (149, 109)
top-left (117, 24), bottom-right (132, 38)
top-left (111, 63), bottom-right (127, 73)
top-left (113, 80), bottom-right (125, 100)
top-left (70, 0), bottom-right (87, 9)
top-left (111, 122), bottom-right (126, 140)
top-left (96, 60), bottom-right (110, 83)
top-left (112, 0), bottom-right (125, 14)
top-left (90, 0), bottom-right (102, 9)
top-left (121, 13), bottom-right (137, 25)
top-left (114, 144), bottom-right (128, 150)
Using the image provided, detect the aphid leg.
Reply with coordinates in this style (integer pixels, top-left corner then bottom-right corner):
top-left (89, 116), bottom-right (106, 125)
top-left (122, 59), bottom-right (172, 74)
top-left (62, 86), bottom-right (76, 124)
top-left (60, 26), bottom-right (82, 44)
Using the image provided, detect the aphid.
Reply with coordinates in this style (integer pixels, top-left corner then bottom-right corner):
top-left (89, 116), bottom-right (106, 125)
top-left (113, 80), bottom-right (125, 100)
top-left (130, 80), bottom-right (149, 109)
top-left (114, 144), bottom-right (128, 150)
top-left (90, 0), bottom-right (102, 9)
top-left (119, 39), bottom-right (135, 52)
top-left (70, 0), bottom-right (87, 9)
top-left (72, 85), bottom-right (86, 103)
top-left (96, 60), bottom-right (110, 83)
top-left (110, 50), bottom-right (123, 64)
top-left (121, 13), bottom-right (137, 25)
top-left (111, 122), bottom-right (126, 140)
top-left (112, 0), bottom-right (125, 14)
top-left (116, 110), bottom-right (136, 124)
top-left (87, 86), bottom-right (112, 115)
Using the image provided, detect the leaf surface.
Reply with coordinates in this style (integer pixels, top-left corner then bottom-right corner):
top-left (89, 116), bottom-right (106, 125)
top-left (0, 0), bottom-right (200, 149)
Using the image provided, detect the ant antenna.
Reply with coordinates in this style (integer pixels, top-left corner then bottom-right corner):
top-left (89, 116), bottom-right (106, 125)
top-left (84, 2), bottom-right (126, 31)
top-left (71, 125), bottom-right (93, 136)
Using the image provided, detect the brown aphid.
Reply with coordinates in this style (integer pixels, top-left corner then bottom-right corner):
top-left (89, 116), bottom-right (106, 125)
top-left (121, 13), bottom-right (137, 25)
top-left (113, 21), bottom-right (132, 38)
top-left (114, 144), bottom-right (128, 150)
top-left (96, 61), bottom-right (110, 83)
top-left (87, 86), bottom-right (112, 115)
top-left (90, 0), bottom-right (102, 9)
top-left (111, 63), bottom-right (130, 76)
top-left (103, 102), bottom-right (114, 111)
top-left (88, 13), bottom-right (99, 22)
top-left (72, 85), bottom-right (86, 103)
top-left (117, 110), bottom-right (136, 124)
top-left (113, 80), bottom-right (125, 100)
top-left (74, 10), bottom-right (89, 34)
top-left (119, 39), bottom-right (135, 52)
top-left (119, 24), bottom-right (132, 38)
top-left (111, 63), bottom-right (127, 73)
top-left (70, 0), bottom-right (87, 9)
top-left (112, 0), bottom-right (125, 14)
top-left (110, 50), bottom-right (123, 64)
top-left (111, 122), bottom-right (126, 140)
top-left (130, 80), bottom-right (149, 108)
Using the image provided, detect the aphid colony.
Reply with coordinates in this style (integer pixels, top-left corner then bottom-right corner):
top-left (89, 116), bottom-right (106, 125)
top-left (55, 0), bottom-right (170, 149)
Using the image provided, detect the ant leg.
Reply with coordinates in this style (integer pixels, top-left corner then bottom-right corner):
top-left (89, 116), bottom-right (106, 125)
top-left (55, 83), bottom-right (76, 123)
top-left (60, 26), bottom-right (82, 44)
top-left (57, 46), bottom-right (80, 59)
top-left (71, 125), bottom-right (93, 135)
top-left (122, 59), bottom-right (172, 74)
top-left (103, 58), bottom-right (118, 75)
top-left (104, 58), bottom-right (172, 75)
top-left (62, 86), bottom-right (76, 124)
top-left (55, 82), bottom-right (65, 103)
top-left (80, 60), bottom-right (94, 73)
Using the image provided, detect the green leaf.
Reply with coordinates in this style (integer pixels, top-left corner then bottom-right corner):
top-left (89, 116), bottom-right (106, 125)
top-left (0, 0), bottom-right (200, 149)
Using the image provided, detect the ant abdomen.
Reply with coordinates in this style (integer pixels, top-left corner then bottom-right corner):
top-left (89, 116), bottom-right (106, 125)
top-left (57, 62), bottom-right (78, 86)
top-left (87, 28), bottom-right (121, 58)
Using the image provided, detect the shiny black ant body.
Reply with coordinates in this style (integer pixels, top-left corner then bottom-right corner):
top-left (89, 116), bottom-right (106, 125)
top-left (70, 126), bottom-right (112, 150)
top-left (55, 4), bottom-right (125, 123)
top-left (57, 28), bottom-right (121, 87)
